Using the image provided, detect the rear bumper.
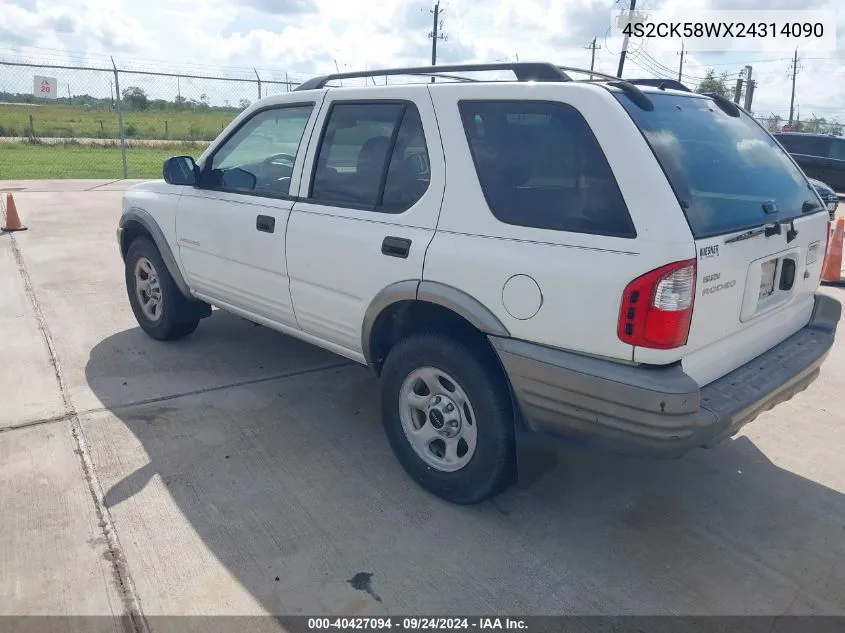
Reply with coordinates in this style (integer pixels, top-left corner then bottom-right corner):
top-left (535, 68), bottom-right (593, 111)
top-left (491, 293), bottom-right (841, 459)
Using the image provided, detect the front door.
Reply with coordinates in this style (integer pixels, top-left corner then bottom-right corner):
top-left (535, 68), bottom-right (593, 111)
top-left (175, 101), bottom-right (321, 326)
top-left (286, 87), bottom-right (445, 358)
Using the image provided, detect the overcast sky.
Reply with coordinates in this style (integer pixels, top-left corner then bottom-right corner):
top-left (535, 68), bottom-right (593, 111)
top-left (1, 0), bottom-right (844, 121)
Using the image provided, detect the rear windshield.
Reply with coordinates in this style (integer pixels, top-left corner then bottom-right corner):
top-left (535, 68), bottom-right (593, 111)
top-left (616, 92), bottom-right (818, 238)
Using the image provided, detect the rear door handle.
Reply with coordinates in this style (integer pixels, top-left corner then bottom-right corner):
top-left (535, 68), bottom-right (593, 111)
top-left (256, 215), bottom-right (275, 233)
top-left (381, 236), bottom-right (411, 259)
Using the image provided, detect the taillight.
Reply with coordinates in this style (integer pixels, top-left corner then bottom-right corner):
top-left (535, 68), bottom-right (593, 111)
top-left (824, 222), bottom-right (832, 260)
top-left (618, 259), bottom-right (697, 349)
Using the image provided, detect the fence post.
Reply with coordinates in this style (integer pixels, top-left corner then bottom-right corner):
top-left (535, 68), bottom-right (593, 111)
top-left (111, 56), bottom-right (128, 179)
top-left (254, 68), bottom-right (262, 100)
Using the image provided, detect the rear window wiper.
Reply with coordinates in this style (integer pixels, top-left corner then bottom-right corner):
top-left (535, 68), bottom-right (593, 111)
top-left (724, 219), bottom-right (799, 244)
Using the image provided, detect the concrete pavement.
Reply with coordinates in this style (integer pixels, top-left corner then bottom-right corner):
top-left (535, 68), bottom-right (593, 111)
top-left (1, 180), bottom-right (845, 628)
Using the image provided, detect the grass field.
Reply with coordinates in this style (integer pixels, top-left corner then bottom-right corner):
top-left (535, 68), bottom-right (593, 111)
top-left (0, 142), bottom-right (206, 179)
top-left (0, 103), bottom-right (239, 141)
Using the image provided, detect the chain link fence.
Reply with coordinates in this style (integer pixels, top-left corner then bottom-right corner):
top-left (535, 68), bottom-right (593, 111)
top-left (0, 60), bottom-right (300, 180)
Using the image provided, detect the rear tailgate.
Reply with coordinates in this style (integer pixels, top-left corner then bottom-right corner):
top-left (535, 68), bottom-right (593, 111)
top-left (682, 212), bottom-right (828, 385)
top-left (613, 89), bottom-right (831, 385)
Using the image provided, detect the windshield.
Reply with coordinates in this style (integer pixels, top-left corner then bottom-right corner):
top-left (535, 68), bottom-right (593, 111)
top-left (615, 92), bottom-right (818, 238)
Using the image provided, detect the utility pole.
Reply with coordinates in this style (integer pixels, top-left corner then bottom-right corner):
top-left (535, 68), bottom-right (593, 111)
top-left (585, 37), bottom-right (601, 79)
top-left (788, 49), bottom-right (800, 126)
top-left (677, 41), bottom-right (685, 82)
top-left (617, 0), bottom-right (636, 78)
top-left (742, 65), bottom-right (755, 111)
top-left (429, 2), bottom-right (447, 83)
top-left (733, 76), bottom-right (743, 104)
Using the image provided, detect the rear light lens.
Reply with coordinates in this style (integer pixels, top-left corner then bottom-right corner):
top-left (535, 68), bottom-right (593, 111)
top-left (618, 259), bottom-right (697, 349)
top-left (807, 240), bottom-right (822, 265)
top-left (824, 223), bottom-right (832, 260)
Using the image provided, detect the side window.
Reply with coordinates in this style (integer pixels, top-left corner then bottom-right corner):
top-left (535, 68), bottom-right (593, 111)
top-left (829, 139), bottom-right (845, 161)
top-left (782, 135), bottom-right (830, 156)
top-left (310, 102), bottom-right (430, 212)
top-left (206, 104), bottom-right (313, 196)
top-left (458, 100), bottom-right (636, 238)
top-left (382, 107), bottom-right (431, 211)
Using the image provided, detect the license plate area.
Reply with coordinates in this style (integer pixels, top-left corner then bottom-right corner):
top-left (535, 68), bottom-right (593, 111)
top-left (759, 258), bottom-right (777, 301)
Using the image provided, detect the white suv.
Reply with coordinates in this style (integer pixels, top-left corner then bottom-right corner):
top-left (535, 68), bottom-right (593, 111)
top-left (117, 63), bottom-right (841, 504)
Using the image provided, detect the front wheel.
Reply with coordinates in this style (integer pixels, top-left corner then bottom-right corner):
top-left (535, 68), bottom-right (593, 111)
top-left (125, 238), bottom-right (199, 341)
top-left (380, 333), bottom-right (516, 504)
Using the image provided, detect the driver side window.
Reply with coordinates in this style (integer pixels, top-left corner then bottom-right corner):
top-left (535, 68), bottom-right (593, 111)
top-left (207, 104), bottom-right (314, 197)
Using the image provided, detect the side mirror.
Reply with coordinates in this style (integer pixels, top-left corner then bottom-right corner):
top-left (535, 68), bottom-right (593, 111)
top-left (162, 156), bottom-right (198, 186)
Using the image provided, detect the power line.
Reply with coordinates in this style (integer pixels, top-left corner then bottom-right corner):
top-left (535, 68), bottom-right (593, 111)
top-left (629, 50), bottom-right (709, 83)
top-left (635, 48), bottom-right (739, 82)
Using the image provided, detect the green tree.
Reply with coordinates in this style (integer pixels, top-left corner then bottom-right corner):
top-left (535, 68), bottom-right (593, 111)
top-left (238, 98), bottom-right (251, 110)
top-left (695, 69), bottom-right (730, 98)
top-left (121, 86), bottom-right (149, 111)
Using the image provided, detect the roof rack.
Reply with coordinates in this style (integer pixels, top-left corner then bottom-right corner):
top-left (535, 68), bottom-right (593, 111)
top-left (625, 78), bottom-right (691, 92)
top-left (294, 62), bottom-right (571, 91)
top-left (556, 66), bottom-right (620, 82)
top-left (292, 61), bottom-right (654, 110)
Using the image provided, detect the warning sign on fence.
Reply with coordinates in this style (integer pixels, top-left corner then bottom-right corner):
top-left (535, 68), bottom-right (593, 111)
top-left (33, 75), bottom-right (58, 99)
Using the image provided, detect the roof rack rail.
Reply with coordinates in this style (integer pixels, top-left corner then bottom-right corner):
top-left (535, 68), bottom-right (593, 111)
top-left (294, 62), bottom-right (571, 91)
top-left (292, 61), bottom-right (655, 111)
top-left (625, 78), bottom-right (691, 92)
top-left (556, 66), bottom-right (620, 82)
top-left (702, 92), bottom-right (740, 118)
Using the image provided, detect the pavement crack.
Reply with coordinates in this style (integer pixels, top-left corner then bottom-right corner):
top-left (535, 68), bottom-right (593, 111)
top-left (105, 361), bottom-right (356, 412)
top-left (85, 179), bottom-right (122, 191)
top-left (6, 230), bottom-right (150, 633)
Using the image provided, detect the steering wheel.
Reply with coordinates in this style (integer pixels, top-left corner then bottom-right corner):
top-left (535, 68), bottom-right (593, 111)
top-left (264, 153), bottom-right (296, 166)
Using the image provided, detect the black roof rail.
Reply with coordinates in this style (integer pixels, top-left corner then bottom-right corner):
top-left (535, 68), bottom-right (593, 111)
top-left (626, 78), bottom-right (691, 92)
top-left (294, 62), bottom-right (571, 91)
top-left (702, 92), bottom-right (741, 118)
top-left (606, 80), bottom-right (654, 111)
top-left (556, 66), bottom-right (621, 82)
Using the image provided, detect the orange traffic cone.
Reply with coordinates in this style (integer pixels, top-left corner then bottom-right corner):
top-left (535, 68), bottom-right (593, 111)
top-left (1, 193), bottom-right (27, 232)
top-left (821, 217), bottom-right (844, 285)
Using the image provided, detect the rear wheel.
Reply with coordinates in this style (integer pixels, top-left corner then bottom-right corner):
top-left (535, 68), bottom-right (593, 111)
top-left (125, 238), bottom-right (199, 341)
top-left (381, 332), bottom-right (516, 504)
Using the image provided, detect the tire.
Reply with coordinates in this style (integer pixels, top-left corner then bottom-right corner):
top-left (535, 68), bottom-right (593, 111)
top-left (380, 332), bottom-right (516, 504)
top-left (125, 238), bottom-right (200, 341)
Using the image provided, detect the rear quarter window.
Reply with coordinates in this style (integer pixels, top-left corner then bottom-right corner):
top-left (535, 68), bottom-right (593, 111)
top-left (458, 100), bottom-right (636, 238)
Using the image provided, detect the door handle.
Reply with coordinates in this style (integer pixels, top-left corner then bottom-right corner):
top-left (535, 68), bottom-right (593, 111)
top-left (381, 236), bottom-right (411, 259)
top-left (256, 215), bottom-right (275, 233)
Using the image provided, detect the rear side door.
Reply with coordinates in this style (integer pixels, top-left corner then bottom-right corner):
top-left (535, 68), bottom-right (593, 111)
top-left (175, 99), bottom-right (322, 326)
top-left (286, 86), bottom-right (445, 360)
